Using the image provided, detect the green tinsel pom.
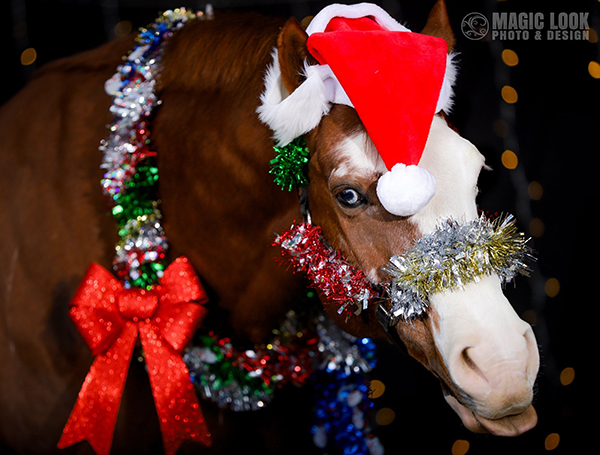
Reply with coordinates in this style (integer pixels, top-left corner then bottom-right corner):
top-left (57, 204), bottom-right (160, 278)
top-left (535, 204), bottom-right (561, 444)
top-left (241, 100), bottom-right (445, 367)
top-left (129, 262), bottom-right (165, 289)
top-left (269, 137), bottom-right (310, 191)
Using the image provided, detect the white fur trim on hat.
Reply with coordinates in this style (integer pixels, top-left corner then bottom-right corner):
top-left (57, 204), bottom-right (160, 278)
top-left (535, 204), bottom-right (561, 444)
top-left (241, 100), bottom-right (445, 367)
top-left (436, 52), bottom-right (459, 113)
top-left (257, 53), bottom-right (327, 146)
top-left (376, 163), bottom-right (437, 217)
top-left (257, 52), bottom-right (354, 146)
top-left (305, 3), bottom-right (410, 35)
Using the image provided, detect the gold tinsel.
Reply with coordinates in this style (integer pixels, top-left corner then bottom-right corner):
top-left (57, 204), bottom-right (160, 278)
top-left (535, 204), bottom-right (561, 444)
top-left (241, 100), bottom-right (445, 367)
top-left (383, 214), bottom-right (534, 320)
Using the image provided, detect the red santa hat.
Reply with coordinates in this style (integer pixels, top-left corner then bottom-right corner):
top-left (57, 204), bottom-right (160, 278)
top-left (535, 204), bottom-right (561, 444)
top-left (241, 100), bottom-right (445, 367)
top-left (257, 3), bottom-right (458, 216)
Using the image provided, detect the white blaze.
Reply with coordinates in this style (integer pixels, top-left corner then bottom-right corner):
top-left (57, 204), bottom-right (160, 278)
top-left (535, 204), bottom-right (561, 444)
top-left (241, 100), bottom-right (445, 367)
top-left (413, 115), bottom-right (539, 421)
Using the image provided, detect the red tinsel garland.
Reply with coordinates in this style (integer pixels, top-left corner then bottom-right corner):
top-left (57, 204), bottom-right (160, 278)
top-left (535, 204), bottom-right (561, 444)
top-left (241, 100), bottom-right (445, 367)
top-left (274, 222), bottom-right (379, 317)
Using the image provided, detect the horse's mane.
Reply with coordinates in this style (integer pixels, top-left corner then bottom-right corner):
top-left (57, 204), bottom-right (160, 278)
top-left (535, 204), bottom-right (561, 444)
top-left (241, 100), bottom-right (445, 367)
top-left (159, 11), bottom-right (285, 94)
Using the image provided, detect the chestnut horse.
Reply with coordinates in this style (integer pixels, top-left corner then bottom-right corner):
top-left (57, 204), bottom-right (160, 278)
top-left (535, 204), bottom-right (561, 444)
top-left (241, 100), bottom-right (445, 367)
top-left (0, 1), bottom-right (539, 453)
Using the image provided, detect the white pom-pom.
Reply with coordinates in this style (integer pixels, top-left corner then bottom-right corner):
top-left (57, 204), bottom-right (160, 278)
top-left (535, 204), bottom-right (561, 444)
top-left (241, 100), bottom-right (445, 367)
top-left (376, 163), bottom-right (437, 216)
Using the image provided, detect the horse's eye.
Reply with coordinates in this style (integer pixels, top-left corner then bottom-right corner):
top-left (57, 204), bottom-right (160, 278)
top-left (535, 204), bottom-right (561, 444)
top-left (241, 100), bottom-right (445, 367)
top-left (336, 188), bottom-right (365, 208)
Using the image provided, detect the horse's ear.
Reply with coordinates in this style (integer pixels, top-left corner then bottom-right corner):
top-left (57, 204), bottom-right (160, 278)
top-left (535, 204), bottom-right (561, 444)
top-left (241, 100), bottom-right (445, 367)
top-left (277, 17), bottom-right (318, 94)
top-left (421, 0), bottom-right (455, 52)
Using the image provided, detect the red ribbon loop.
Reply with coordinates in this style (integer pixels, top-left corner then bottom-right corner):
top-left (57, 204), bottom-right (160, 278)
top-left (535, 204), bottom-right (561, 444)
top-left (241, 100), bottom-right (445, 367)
top-left (58, 257), bottom-right (211, 455)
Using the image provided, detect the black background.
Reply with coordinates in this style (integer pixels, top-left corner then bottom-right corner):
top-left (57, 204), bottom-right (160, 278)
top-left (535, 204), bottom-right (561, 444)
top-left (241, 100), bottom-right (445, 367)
top-left (2, 0), bottom-right (597, 454)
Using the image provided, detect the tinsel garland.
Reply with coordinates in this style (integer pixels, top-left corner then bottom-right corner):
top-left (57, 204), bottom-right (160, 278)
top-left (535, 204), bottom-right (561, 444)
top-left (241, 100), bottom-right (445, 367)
top-left (312, 370), bottom-right (382, 455)
top-left (100, 8), bottom-right (201, 288)
top-left (274, 222), bottom-right (381, 317)
top-left (273, 215), bottom-right (533, 323)
top-left (184, 310), bottom-right (383, 454)
top-left (270, 136), bottom-right (310, 191)
top-left (311, 328), bottom-right (382, 455)
top-left (383, 213), bottom-right (534, 320)
top-left (184, 311), bottom-right (318, 412)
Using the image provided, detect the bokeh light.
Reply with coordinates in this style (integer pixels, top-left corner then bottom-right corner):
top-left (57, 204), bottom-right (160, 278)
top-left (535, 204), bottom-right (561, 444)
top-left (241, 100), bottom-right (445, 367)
top-left (501, 85), bottom-right (518, 103)
top-left (20, 47), bottom-right (37, 66)
top-left (501, 49), bottom-right (519, 66)
top-left (529, 218), bottom-right (545, 237)
top-left (451, 439), bottom-right (470, 455)
top-left (375, 408), bottom-right (395, 426)
top-left (528, 181), bottom-right (544, 200)
top-left (588, 61), bottom-right (600, 79)
top-left (545, 278), bottom-right (560, 298)
top-left (114, 20), bottom-right (133, 37)
top-left (369, 379), bottom-right (386, 399)
top-left (492, 118), bottom-right (509, 137)
top-left (560, 367), bottom-right (575, 386)
top-left (501, 149), bottom-right (518, 169)
top-left (545, 433), bottom-right (560, 451)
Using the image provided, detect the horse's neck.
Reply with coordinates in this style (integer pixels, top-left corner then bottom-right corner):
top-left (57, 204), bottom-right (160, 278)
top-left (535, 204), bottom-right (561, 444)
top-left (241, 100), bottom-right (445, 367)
top-left (158, 12), bottom-right (284, 94)
top-left (153, 12), bottom-right (305, 343)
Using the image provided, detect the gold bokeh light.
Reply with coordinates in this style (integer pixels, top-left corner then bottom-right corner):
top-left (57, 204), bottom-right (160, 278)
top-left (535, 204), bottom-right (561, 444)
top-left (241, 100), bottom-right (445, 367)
top-left (501, 85), bottom-right (518, 103)
top-left (501, 150), bottom-right (518, 169)
top-left (501, 49), bottom-right (519, 66)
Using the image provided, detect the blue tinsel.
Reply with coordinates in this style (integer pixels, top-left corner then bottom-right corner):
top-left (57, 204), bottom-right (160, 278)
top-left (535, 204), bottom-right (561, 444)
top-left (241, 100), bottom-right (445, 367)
top-left (311, 337), bottom-right (382, 455)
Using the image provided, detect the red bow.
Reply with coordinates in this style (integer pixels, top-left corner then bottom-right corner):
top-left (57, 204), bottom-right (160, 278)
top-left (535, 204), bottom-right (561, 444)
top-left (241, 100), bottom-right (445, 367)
top-left (58, 257), bottom-right (211, 455)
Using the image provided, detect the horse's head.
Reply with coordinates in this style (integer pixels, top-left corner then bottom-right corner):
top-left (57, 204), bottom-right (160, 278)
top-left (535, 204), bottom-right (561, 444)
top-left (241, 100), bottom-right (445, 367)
top-left (260, 1), bottom-right (539, 437)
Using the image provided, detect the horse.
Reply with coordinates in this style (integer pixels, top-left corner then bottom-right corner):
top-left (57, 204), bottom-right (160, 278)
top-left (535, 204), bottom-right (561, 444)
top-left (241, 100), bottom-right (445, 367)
top-left (0, 1), bottom-right (539, 453)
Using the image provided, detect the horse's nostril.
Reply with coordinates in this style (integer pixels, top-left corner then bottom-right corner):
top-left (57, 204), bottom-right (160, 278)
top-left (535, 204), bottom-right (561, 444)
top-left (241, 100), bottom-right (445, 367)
top-left (449, 325), bottom-right (538, 414)
top-left (460, 347), bottom-right (487, 384)
top-left (461, 347), bottom-right (475, 369)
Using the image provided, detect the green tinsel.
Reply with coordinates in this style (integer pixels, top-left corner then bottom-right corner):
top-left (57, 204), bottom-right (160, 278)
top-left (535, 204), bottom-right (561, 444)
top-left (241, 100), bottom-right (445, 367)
top-left (194, 334), bottom-right (273, 396)
top-left (111, 160), bottom-right (160, 227)
top-left (128, 261), bottom-right (165, 289)
top-left (269, 137), bottom-right (310, 191)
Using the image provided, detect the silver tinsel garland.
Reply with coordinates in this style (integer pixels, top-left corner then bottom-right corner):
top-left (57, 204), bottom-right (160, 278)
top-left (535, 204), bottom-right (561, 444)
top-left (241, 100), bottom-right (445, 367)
top-left (383, 213), bottom-right (534, 320)
top-left (183, 311), bottom-right (376, 412)
top-left (100, 8), bottom-right (205, 286)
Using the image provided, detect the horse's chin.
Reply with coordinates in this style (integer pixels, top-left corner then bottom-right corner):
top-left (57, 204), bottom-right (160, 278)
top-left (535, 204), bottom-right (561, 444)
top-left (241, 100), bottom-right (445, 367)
top-left (444, 394), bottom-right (538, 437)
